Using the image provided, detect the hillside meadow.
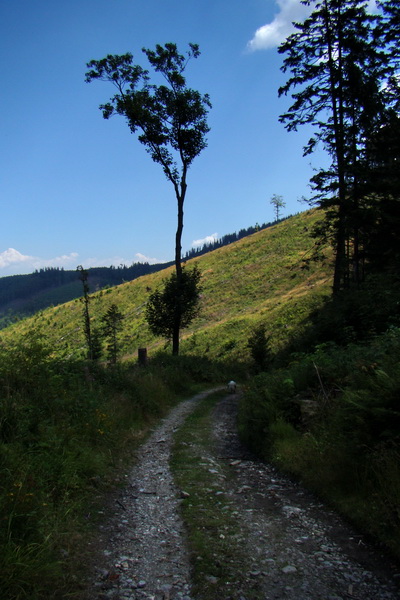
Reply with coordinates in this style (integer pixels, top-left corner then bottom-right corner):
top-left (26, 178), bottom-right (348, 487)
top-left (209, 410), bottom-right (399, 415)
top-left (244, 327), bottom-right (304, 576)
top-left (1, 209), bottom-right (332, 362)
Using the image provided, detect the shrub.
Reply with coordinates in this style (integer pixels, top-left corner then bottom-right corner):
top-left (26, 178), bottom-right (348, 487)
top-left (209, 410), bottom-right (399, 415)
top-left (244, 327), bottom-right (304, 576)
top-left (247, 324), bottom-right (272, 372)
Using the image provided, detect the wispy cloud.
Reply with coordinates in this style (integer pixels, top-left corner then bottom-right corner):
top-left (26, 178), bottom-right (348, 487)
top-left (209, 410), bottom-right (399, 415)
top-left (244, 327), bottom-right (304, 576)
top-left (35, 253), bottom-right (80, 269)
top-left (191, 233), bottom-right (219, 248)
top-left (247, 0), bottom-right (311, 51)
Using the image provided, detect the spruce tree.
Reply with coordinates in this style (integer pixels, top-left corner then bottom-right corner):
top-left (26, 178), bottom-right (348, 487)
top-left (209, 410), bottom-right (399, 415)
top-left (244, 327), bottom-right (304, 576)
top-left (278, 0), bottom-right (392, 292)
top-left (101, 304), bottom-right (124, 365)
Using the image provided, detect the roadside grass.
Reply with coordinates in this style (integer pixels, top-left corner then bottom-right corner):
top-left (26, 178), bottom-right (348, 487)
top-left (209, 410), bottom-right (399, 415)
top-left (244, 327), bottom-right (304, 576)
top-left (0, 332), bottom-right (231, 600)
top-left (171, 390), bottom-right (261, 600)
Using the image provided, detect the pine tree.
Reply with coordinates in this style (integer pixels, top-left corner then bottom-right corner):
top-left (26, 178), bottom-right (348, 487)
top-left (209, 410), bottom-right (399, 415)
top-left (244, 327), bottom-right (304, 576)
top-left (278, 0), bottom-right (393, 292)
top-left (101, 304), bottom-right (124, 365)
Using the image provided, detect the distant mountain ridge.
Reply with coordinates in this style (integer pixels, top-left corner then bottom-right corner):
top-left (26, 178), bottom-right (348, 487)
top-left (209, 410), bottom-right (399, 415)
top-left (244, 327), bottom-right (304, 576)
top-left (0, 216), bottom-right (290, 328)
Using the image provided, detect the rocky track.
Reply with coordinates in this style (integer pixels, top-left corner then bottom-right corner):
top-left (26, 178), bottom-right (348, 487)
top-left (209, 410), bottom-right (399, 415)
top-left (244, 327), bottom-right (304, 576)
top-left (86, 389), bottom-right (400, 600)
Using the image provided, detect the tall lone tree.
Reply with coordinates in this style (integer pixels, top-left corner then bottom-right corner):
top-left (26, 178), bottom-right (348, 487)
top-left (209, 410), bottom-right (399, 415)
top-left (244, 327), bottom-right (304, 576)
top-left (278, 0), bottom-right (397, 293)
top-left (77, 265), bottom-right (102, 360)
top-left (85, 43), bottom-right (211, 355)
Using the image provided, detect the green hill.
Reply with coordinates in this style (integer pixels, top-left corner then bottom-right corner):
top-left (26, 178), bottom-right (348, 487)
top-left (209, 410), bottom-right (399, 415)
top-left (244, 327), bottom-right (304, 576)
top-left (0, 262), bottom-right (173, 329)
top-left (0, 218), bottom-right (284, 330)
top-left (1, 209), bottom-right (331, 361)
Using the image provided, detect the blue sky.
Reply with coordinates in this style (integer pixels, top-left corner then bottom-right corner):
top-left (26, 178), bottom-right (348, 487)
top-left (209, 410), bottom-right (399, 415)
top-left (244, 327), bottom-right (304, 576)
top-left (0, 0), bottom-right (324, 277)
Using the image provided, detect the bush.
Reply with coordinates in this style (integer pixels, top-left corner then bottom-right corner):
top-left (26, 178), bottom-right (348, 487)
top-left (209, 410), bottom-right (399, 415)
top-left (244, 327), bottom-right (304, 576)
top-left (247, 324), bottom-right (272, 372)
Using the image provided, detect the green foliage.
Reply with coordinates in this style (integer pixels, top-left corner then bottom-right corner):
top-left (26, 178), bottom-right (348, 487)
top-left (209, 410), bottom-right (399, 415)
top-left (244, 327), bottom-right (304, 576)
top-left (279, 0), bottom-right (400, 292)
top-left (284, 272), bottom-right (400, 355)
top-left (100, 303), bottom-right (124, 364)
top-left (0, 332), bottom-right (225, 599)
top-left (145, 265), bottom-right (202, 345)
top-left (239, 327), bottom-right (400, 557)
top-left (85, 44), bottom-right (211, 186)
top-left (247, 323), bottom-right (272, 373)
top-left (90, 326), bottom-right (103, 361)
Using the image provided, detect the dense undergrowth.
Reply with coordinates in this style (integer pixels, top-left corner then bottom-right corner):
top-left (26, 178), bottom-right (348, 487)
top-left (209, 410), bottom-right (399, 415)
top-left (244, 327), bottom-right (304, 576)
top-left (239, 276), bottom-right (400, 560)
top-left (0, 330), bottom-right (235, 600)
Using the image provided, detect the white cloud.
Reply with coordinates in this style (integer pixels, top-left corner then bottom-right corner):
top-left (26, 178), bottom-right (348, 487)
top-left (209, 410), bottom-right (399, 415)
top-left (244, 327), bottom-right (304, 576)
top-left (0, 248), bottom-right (79, 276)
top-left (80, 253), bottom-right (164, 268)
top-left (81, 256), bottom-right (130, 269)
top-left (191, 233), bottom-right (219, 248)
top-left (134, 252), bottom-right (162, 265)
top-left (0, 249), bottom-right (166, 277)
top-left (0, 248), bottom-right (33, 269)
top-left (247, 0), bottom-right (311, 51)
top-left (32, 253), bottom-right (79, 270)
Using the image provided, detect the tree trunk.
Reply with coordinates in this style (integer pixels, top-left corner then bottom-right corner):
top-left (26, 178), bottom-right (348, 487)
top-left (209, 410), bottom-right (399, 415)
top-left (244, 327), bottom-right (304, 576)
top-left (323, 0), bottom-right (348, 295)
top-left (172, 181), bottom-right (187, 355)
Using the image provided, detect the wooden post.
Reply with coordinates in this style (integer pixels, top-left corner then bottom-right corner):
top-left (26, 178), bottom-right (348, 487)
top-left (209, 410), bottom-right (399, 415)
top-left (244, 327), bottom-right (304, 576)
top-left (138, 347), bottom-right (147, 366)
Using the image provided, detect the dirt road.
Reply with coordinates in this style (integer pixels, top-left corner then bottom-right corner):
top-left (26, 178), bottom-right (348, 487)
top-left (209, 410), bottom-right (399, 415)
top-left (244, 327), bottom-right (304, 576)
top-left (86, 389), bottom-right (400, 600)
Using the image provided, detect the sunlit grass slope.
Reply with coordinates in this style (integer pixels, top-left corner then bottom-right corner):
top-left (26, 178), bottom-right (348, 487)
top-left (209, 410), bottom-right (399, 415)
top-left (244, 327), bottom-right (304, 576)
top-left (1, 210), bottom-right (332, 360)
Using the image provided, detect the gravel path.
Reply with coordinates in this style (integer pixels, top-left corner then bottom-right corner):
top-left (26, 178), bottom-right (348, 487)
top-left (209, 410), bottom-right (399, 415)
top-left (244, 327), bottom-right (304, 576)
top-left (210, 393), bottom-right (400, 600)
top-left (86, 389), bottom-right (400, 600)
top-left (88, 389), bottom-right (222, 600)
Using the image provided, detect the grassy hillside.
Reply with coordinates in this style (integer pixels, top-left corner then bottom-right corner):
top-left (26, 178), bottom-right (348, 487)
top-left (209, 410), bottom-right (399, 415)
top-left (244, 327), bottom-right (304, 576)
top-left (0, 209), bottom-right (332, 361)
top-left (0, 218), bottom-right (285, 330)
top-left (0, 263), bottom-right (173, 329)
